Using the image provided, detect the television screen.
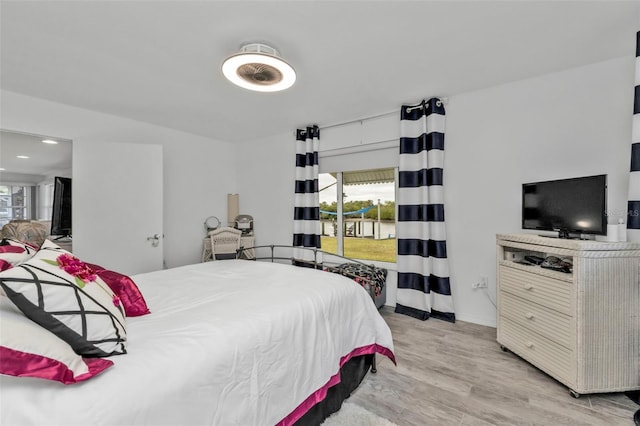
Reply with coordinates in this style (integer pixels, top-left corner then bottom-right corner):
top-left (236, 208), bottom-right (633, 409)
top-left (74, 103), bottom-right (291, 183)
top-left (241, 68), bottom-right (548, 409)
top-left (51, 176), bottom-right (72, 237)
top-left (522, 174), bottom-right (607, 238)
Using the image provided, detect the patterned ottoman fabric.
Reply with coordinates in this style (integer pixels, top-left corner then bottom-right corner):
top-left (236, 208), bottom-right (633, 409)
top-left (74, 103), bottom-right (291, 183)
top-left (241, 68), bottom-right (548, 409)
top-left (326, 262), bottom-right (387, 297)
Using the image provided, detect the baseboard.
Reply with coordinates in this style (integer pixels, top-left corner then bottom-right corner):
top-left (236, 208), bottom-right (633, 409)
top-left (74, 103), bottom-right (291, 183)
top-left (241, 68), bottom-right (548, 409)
top-left (454, 313), bottom-right (496, 328)
top-left (383, 303), bottom-right (496, 328)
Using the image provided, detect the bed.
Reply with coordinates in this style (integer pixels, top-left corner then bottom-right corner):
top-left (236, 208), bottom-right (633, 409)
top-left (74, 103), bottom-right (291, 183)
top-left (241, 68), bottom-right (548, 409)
top-left (0, 242), bottom-right (395, 426)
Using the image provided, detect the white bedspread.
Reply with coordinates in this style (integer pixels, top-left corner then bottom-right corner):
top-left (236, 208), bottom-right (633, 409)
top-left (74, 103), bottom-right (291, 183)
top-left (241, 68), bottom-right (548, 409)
top-left (0, 260), bottom-right (394, 426)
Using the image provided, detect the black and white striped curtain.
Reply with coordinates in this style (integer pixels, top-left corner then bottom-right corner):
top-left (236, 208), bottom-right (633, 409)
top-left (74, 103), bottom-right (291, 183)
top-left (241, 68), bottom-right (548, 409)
top-left (395, 98), bottom-right (455, 322)
top-left (293, 125), bottom-right (322, 264)
top-left (628, 31), bottom-right (640, 242)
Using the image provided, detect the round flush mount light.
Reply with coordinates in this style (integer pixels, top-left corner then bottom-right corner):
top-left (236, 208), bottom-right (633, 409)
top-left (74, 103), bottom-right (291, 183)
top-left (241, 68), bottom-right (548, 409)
top-left (222, 43), bottom-right (296, 92)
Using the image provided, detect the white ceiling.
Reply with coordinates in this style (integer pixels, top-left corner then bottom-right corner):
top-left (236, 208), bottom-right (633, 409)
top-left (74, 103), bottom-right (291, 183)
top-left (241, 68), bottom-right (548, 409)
top-left (1, 1), bottom-right (639, 144)
top-left (0, 130), bottom-right (72, 182)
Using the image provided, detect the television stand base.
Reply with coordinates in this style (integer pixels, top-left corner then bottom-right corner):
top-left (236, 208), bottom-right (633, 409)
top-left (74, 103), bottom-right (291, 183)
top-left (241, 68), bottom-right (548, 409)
top-left (537, 233), bottom-right (594, 241)
top-left (52, 235), bottom-right (72, 242)
top-left (539, 234), bottom-right (580, 240)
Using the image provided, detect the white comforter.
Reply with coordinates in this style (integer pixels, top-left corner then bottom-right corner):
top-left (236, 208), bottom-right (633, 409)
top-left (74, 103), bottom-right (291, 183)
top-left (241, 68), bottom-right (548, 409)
top-left (0, 260), bottom-right (394, 426)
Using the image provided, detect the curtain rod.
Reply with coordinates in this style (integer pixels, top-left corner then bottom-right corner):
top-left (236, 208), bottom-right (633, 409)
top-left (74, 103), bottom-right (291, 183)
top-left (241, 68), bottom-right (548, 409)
top-left (404, 97), bottom-right (446, 113)
top-left (318, 96), bottom-right (449, 131)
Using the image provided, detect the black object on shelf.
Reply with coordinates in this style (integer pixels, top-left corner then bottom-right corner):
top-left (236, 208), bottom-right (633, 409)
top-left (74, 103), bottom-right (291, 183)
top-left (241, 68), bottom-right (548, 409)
top-left (524, 255), bottom-right (545, 265)
top-left (540, 256), bottom-right (573, 273)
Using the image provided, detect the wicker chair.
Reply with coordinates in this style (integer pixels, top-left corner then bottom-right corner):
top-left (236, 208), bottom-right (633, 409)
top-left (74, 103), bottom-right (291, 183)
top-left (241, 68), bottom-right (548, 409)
top-left (208, 227), bottom-right (242, 260)
top-left (0, 220), bottom-right (50, 247)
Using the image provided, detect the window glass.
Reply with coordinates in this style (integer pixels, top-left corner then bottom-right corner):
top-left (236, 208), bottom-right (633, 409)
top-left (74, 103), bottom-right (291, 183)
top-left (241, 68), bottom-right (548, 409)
top-left (41, 183), bottom-right (54, 224)
top-left (319, 173), bottom-right (339, 253)
top-left (319, 168), bottom-right (396, 263)
top-left (0, 185), bottom-right (32, 227)
top-left (0, 186), bottom-right (9, 227)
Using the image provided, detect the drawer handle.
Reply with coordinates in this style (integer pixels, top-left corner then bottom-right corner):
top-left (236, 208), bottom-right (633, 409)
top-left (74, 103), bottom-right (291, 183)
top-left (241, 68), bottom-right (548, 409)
top-left (525, 313), bottom-right (535, 320)
top-left (524, 284), bottom-right (534, 290)
top-left (525, 342), bottom-right (534, 348)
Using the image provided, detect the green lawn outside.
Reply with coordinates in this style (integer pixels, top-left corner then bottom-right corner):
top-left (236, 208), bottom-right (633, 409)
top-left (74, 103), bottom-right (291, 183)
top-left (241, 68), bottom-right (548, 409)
top-left (321, 236), bottom-right (396, 263)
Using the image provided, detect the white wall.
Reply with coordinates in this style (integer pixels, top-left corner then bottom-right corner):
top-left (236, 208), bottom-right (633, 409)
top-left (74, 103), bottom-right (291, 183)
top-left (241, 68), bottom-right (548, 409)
top-left (0, 90), bottom-right (237, 269)
top-left (445, 56), bottom-right (633, 326)
top-left (234, 132), bottom-right (297, 247)
top-left (237, 55), bottom-right (635, 327)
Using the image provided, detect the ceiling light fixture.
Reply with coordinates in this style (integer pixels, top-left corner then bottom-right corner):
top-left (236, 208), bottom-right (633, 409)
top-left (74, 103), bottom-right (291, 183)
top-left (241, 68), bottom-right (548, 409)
top-left (42, 139), bottom-right (58, 144)
top-left (16, 155), bottom-right (29, 159)
top-left (222, 43), bottom-right (296, 92)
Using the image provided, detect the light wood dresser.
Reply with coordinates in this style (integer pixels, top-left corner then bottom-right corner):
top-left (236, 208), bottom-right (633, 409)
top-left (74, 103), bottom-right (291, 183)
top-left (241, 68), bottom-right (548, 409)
top-left (496, 233), bottom-right (640, 397)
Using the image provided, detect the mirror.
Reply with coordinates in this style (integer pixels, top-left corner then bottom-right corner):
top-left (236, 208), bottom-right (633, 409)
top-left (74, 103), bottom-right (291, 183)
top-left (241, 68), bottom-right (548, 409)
top-left (0, 129), bottom-right (72, 228)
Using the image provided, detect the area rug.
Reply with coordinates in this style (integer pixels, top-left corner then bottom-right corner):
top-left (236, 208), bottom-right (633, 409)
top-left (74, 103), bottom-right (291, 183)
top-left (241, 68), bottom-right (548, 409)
top-left (321, 402), bottom-right (397, 426)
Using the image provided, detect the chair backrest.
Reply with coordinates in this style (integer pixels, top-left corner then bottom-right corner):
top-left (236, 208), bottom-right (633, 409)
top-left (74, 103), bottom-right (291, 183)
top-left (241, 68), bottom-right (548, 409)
top-left (0, 221), bottom-right (50, 247)
top-left (209, 227), bottom-right (242, 260)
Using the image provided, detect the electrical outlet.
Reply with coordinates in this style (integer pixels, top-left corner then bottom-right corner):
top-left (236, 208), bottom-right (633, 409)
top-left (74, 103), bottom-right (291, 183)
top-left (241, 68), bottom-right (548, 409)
top-left (472, 277), bottom-right (488, 289)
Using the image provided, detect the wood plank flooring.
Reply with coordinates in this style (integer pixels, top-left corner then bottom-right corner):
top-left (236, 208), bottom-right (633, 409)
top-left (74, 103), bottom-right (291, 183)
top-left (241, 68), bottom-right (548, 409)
top-left (348, 307), bottom-right (638, 426)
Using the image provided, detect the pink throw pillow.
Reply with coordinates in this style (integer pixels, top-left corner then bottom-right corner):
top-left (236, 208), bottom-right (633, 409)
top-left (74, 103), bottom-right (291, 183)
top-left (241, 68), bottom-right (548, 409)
top-left (0, 259), bottom-right (12, 272)
top-left (87, 263), bottom-right (151, 317)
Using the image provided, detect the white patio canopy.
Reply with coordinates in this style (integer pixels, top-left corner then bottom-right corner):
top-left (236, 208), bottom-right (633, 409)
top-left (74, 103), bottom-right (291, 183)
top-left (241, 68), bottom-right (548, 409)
top-left (330, 167), bottom-right (395, 185)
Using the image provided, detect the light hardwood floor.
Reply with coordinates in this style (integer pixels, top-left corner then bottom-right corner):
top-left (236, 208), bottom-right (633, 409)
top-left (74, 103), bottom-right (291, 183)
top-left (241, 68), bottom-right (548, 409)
top-left (349, 307), bottom-right (638, 426)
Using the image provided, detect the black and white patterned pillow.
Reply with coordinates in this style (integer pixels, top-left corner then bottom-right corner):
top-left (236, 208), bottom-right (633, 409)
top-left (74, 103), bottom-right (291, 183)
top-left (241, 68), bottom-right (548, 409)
top-left (0, 298), bottom-right (114, 383)
top-left (0, 240), bottom-right (127, 357)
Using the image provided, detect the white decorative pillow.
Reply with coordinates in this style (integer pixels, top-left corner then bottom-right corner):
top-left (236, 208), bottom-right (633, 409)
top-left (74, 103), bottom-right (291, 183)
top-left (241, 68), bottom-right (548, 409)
top-left (0, 240), bottom-right (127, 357)
top-left (0, 298), bottom-right (114, 384)
top-left (0, 238), bottom-right (38, 267)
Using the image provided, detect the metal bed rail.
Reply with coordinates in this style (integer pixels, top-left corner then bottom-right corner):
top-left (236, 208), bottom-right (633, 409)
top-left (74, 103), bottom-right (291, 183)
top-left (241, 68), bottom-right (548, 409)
top-left (236, 244), bottom-right (381, 300)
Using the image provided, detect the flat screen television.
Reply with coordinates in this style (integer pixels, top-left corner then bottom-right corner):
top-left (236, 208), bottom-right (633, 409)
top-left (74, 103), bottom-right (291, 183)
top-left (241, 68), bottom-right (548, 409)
top-left (51, 176), bottom-right (72, 238)
top-left (522, 174), bottom-right (607, 238)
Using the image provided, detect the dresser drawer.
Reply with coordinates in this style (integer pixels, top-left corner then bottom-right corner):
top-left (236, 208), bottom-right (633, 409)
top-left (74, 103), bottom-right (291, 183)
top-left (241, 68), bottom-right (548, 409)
top-left (499, 317), bottom-right (575, 386)
top-left (500, 292), bottom-right (574, 350)
top-left (499, 266), bottom-right (573, 315)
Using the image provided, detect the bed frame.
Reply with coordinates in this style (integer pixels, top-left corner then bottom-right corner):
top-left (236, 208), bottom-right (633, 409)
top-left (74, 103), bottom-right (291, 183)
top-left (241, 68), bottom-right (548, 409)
top-left (236, 244), bottom-right (383, 303)
top-left (295, 354), bottom-right (374, 425)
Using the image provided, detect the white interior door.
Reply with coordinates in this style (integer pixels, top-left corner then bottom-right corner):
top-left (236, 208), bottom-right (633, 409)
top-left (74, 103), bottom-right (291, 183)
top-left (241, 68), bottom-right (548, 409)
top-left (72, 142), bottom-right (163, 275)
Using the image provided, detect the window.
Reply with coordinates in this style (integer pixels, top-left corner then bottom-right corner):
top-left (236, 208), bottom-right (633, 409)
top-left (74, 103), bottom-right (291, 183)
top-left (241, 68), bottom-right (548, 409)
top-left (41, 183), bottom-right (54, 223)
top-left (319, 167), bottom-right (396, 263)
top-left (0, 185), bottom-right (33, 227)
